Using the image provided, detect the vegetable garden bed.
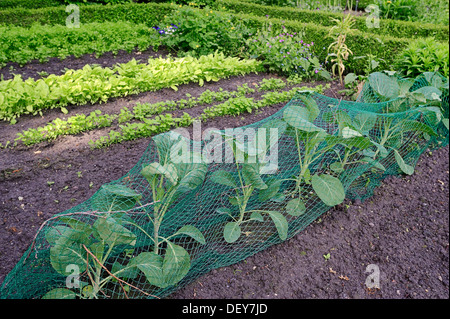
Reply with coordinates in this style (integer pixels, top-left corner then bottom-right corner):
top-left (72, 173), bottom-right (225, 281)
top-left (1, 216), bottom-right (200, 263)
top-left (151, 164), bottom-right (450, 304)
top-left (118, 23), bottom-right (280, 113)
top-left (0, 0), bottom-right (448, 300)
top-left (0, 63), bottom-right (448, 298)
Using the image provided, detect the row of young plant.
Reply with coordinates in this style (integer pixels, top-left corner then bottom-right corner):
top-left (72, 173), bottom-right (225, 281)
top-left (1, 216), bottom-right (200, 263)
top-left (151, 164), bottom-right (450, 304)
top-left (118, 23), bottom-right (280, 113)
top-left (15, 81), bottom-right (328, 149)
top-left (0, 53), bottom-right (262, 124)
top-left (40, 71), bottom-right (447, 299)
top-left (0, 1), bottom-right (174, 27)
top-left (89, 71), bottom-right (450, 149)
top-left (9, 70), bottom-right (448, 152)
top-left (11, 78), bottom-right (291, 147)
top-left (0, 21), bottom-right (158, 67)
top-left (90, 85), bottom-right (325, 148)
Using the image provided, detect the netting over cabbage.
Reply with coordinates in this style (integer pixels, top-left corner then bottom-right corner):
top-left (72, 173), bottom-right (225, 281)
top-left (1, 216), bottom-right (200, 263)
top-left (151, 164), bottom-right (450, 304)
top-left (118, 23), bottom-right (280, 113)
top-left (1, 72), bottom-right (448, 299)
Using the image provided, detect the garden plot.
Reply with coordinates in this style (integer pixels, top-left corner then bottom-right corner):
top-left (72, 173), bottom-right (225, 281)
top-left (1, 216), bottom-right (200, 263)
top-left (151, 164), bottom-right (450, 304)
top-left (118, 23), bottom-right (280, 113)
top-left (0, 0), bottom-right (448, 301)
top-left (0, 55), bottom-right (448, 298)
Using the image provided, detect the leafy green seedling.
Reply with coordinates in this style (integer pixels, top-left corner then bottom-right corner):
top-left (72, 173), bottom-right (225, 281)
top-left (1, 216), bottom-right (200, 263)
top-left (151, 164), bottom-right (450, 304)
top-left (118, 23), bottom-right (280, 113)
top-left (124, 132), bottom-right (208, 289)
top-left (281, 92), bottom-right (346, 210)
top-left (211, 125), bottom-right (289, 243)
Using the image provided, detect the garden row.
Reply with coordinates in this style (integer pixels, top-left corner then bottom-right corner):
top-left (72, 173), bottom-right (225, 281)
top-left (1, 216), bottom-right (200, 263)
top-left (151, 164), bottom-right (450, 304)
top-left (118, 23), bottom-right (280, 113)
top-left (12, 78), bottom-right (328, 148)
top-left (0, 53), bottom-right (262, 123)
top-left (0, 22), bottom-right (156, 67)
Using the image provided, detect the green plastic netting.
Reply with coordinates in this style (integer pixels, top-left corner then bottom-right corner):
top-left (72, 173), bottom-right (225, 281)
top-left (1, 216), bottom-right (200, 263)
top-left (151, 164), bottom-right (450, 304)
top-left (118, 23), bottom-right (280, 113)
top-left (1, 72), bottom-right (448, 299)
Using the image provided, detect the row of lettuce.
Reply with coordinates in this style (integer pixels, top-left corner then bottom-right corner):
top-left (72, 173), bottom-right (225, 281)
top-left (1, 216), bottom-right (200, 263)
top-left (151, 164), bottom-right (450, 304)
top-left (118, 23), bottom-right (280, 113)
top-left (0, 53), bottom-right (262, 124)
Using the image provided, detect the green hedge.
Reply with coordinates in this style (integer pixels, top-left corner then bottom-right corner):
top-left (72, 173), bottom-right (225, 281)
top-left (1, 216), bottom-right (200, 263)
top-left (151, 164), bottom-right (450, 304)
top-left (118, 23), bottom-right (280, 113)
top-left (215, 0), bottom-right (449, 41)
top-left (0, 0), bottom-right (135, 9)
top-left (0, 2), bottom-right (175, 27)
top-left (0, 0), bottom-right (61, 10)
top-left (238, 0), bottom-right (373, 10)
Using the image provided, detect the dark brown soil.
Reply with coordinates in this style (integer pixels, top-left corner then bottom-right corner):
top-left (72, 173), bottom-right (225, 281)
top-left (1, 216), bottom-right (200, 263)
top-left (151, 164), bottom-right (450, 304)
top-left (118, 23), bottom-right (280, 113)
top-left (0, 50), bottom-right (448, 299)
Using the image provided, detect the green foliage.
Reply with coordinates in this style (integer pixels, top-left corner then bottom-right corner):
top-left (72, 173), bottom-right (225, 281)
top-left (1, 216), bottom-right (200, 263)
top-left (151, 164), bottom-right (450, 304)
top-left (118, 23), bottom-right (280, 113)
top-left (376, 0), bottom-right (418, 21)
top-left (0, 0), bottom-right (61, 9)
top-left (15, 111), bottom-right (117, 146)
top-left (281, 92), bottom-right (348, 209)
top-left (211, 129), bottom-right (289, 243)
top-left (56, 0), bottom-right (132, 4)
top-left (208, 9), bottom-right (411, 75)
top-left (361, 72), bottom-right (448, 136)
top-left (14, 81), bottom-right (265, 147)
top-left (395, 38), bottom-right (449, 78)
top-left (246, 28), bottom-right (330, 79)
top-left (42, 139), bottom-right (208, 298)
top-left (414, 0), bottom-right (449, 26)
top-left (0, 1), bottom-right (175, 28)
top-left (156, 6), bottom-right (249, 57)
top-left (136, 133), bottom-right (207, 288)
top-left (0, 22), bottom-right (156, 67)
top-left (237, 0), bottom-right (373, 10)
top-left (258, 78), bottom-right (286, 91)
top-left (43, 200), bottom-right (142, 298)
top-left (89, 113), bottom-right (195, 148)
top-left (214, 0), bottom-right (449, 41)
top-left (0, 53), bottom-right (262, 123)
top-left (88, 83), bottom-right (328, 148)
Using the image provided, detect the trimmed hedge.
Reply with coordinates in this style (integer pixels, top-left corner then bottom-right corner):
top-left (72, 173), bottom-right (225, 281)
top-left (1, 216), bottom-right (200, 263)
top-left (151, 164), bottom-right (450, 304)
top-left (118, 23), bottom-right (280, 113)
top-left (239, 0), bottom-right (373, 10)
top-left (0, 0), bottom-right (61, 9)
top-left (0, 2), bottom-right (175, 27)
top-left (215, 0), bottom-right (449, 42)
